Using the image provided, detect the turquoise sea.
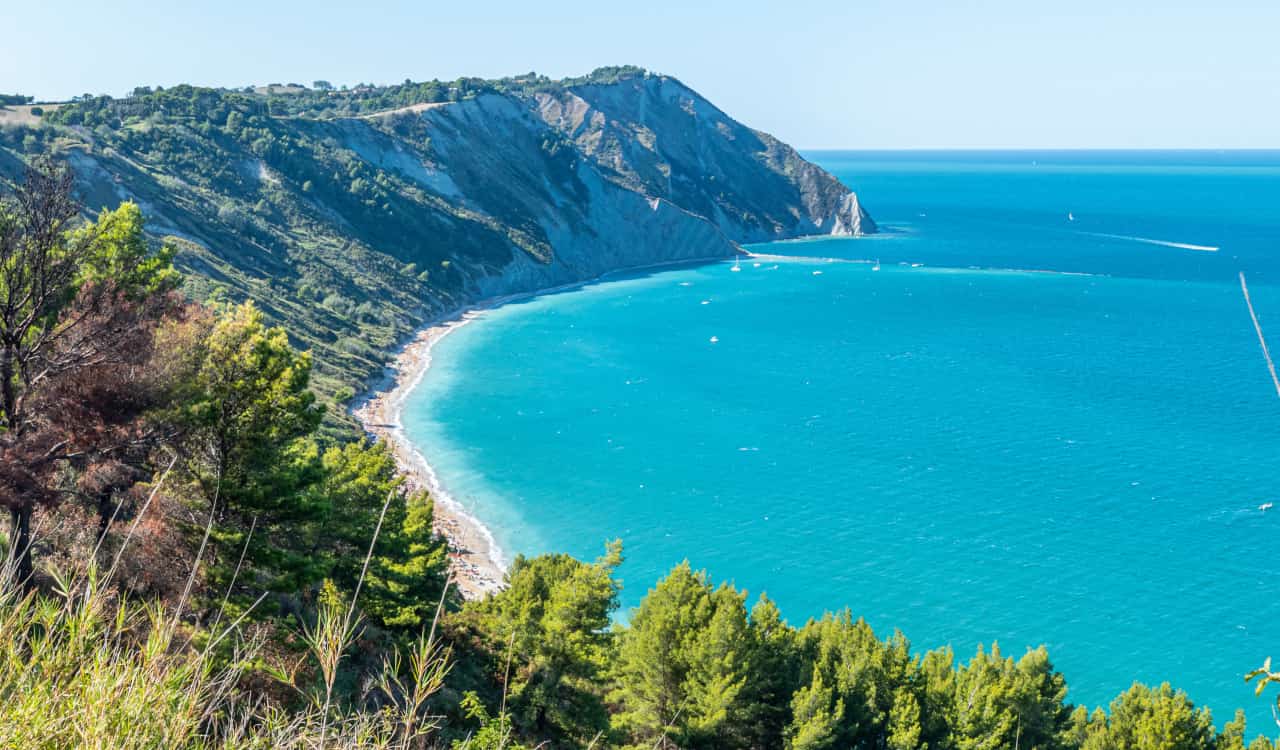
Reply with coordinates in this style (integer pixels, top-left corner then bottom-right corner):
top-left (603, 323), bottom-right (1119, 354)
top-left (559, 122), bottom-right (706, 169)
top-left (403, 151), bottom-right (1280, 725)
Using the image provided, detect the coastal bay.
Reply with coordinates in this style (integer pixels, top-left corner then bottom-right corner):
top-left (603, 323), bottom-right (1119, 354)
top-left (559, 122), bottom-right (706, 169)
top-left (385, 150), bottom-right (1280, 725)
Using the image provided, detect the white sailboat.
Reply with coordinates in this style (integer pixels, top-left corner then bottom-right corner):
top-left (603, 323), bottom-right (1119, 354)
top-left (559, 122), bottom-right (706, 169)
top-left (872, 258), bottom-right (881, 271)
top-left (731, 253), bottom-right (742, 272)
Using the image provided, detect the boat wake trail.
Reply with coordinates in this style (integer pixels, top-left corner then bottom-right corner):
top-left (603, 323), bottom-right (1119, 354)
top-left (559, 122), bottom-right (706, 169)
top-left (1081, 231), bottom-right (1219, 252)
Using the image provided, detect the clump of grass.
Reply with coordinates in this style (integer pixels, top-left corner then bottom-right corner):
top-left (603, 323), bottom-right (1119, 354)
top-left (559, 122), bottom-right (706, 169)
top-left (0, 486), bottom-right (457, 749)
top-left (0, 564), bottom-right (238, 748)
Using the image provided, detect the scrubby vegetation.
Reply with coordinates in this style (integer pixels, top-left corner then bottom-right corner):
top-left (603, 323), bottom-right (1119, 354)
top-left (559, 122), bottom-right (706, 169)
top-left (48, 67), bottom-right (648, 123)
top-left (0, 70), bottom-right (633, 421)
top-left (0, 69), bottom-right (649, 421)
top-left (1, 156), bottom-right (1279, 747)
top-left (0, 82), bottom-right (493, 420)
top-left (0, 63), bottom-right (849, 437)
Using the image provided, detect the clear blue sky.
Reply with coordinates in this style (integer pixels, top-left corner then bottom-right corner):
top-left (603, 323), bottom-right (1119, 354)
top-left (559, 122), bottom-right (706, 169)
top-left (3, 0), bottom-right (1277, 149)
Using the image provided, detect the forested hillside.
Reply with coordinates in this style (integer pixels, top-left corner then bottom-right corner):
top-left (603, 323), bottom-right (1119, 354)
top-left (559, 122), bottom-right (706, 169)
top-left (0, 67), bottom-right (871, 426)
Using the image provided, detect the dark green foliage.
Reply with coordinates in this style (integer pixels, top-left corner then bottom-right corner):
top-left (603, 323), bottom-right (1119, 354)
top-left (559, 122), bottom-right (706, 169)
top-left (312, 440), bottom-right (452, 631)
top-left (609, 561), bottom-right (758, 749)
top-left (949, 644), bottom-right (1072, 750)
top-left (441, 553), bottom-right (1245, 750)
top-left (171, 301), bottom-right (327, 608)
top-left (449, 543), bottom-right (623, 748)
top-left (0, 94), bottom-right (32, 106)
top-left (742, 595), bottom-right (802, 749)
top-left (41, 74), bottom-right (553, 125)
top-left (376, 488), bottom-right (453, 626)
top-left (161, 303), bottom-right (453, 623)
top-left (786, 613), bottom-right (925, 749)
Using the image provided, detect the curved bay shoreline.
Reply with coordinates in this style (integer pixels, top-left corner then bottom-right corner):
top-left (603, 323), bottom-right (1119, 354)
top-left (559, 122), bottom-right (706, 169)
top-left (352, 308), bottom-right (505, 599)
top-left (350, 254), bottom-right (736, 599)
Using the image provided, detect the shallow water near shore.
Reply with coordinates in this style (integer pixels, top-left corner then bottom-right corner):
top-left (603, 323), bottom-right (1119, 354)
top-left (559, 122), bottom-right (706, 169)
top-left (401, 151), bottom-right (1280, 725)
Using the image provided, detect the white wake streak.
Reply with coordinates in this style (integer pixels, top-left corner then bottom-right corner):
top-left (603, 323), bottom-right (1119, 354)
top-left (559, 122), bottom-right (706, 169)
top-left (1082, 231), bottom-right (1219, 253)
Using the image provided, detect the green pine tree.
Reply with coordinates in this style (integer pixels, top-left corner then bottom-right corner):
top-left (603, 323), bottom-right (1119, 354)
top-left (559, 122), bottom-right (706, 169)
top-left (742, 595), bottom-right (802, 749)
top-left (451, 542), bottom-right (622, 747)
top-left (786, 611), bottom-right (924, 749)
top-left (951, 644), bottom-right (1071, 750)
top-left (174, 301), bottom-right (325, 614)
top-left (375, 488), bottom-right (452, 628)
top-left (786, 667), bottom-right (844, 750)
top-left (1079, 682), bottom-right (1216, 750)
top-left (311, 441), bottom-right (451, 631)
top-left (609, 561), bottom-right (754, 750)
top-left (76, 201), bottom-right (180, 298)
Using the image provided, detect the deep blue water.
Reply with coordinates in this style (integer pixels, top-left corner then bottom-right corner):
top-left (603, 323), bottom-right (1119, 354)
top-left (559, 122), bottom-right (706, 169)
top-left (403, 151), bottom-right (1280, 727)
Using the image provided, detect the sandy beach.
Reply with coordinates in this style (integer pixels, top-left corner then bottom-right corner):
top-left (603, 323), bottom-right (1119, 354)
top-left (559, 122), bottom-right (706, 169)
top-left (351, 255), bottom-right (736, 599)
top-left (351, 308), bottom-right (507, 600)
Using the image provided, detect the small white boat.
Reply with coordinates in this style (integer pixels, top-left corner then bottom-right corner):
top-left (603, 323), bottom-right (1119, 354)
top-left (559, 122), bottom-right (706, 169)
top-left (872, 259), bottom-right (881, 271)
top-left (731, 254), bottom-right (742, 272)
top-left (812, 270), bottom-right (823, 276)
top-left (1260, 502), bottom-right (1274, 512)
top-left (709, 335), bottom-right (719, 343)
top-left (1068, 212), bottom-right (1076, 222)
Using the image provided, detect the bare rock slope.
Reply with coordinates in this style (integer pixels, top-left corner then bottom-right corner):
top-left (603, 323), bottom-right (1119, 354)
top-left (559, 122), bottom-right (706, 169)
top-left (346, 72), bottom-right (873, 297)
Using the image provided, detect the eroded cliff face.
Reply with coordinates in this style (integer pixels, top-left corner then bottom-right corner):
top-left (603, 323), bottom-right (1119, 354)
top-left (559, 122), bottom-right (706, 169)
top-left (532, 75), bottom-right (873, 242)
top-left (351, 73), bottom-right (874, 298)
